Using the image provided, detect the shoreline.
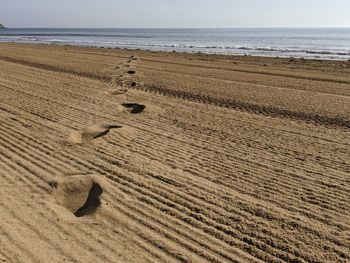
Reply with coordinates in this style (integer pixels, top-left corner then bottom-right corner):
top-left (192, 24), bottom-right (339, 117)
top-left (3, 41), bottom-right (350, 63)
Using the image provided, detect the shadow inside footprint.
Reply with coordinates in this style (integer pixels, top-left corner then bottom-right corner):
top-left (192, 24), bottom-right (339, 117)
top-left (68, 124), bottom-right (122, 144)
top-left (122, 103), bottom-right (146, 114)
top-left (92, 125), bottom-right (121, 140)
top-left (74, 183), bottom-right (103, 217)
top-left (127, 70), bottom-right (136, 75)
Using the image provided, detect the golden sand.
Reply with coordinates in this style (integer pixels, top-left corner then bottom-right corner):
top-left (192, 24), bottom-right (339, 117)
top-left (0, 43), bottom-right (349, 262)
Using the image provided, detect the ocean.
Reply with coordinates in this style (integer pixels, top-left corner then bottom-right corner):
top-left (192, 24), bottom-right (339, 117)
top-left (1, 28), bottom-right (350, 60)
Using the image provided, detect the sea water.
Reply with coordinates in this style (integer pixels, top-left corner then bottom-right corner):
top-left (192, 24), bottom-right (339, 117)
top-left (1, 28), bottom-right (350, 60)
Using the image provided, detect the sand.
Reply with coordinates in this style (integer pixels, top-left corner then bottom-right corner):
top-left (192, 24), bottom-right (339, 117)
top-left (0, 43), bottom-right (349, 263)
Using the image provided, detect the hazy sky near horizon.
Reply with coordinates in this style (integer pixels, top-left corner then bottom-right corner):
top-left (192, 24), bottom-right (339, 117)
top-left (1, 0), bottom-right (350, 28)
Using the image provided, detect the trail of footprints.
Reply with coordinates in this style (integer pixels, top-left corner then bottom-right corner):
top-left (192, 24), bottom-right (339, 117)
top-left (64, 56), bottom-right (143, 218)
top-left (111, 55), bottom-right (139, 90)
top-left (70, 55), bottom-right (143, 145)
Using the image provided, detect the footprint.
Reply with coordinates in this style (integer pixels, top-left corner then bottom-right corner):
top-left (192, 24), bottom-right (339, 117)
top-left (49, 175), bottom-right (103, 217)
top-left (124, 81), bottom-right (137, 88)
top-left (127, 56), bottom-right (138, 63)
top-left (121, 103), bottom-right (146, 114)
top-left (107, 88), bottom-right (128, 96)
top-left (68, 124), bottom-right (121, 144)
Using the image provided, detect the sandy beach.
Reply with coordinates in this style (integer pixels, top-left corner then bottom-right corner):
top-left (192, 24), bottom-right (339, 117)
top-left (0, 43), bottom-right (349, 262)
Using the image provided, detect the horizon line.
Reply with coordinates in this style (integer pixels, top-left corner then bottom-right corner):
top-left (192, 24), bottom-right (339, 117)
top-left (2, 26), bottom-right (350, 29)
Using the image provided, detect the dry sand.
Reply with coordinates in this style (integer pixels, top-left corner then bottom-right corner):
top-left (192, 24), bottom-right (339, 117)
top-left (0, 43), bottom-right (349, 263)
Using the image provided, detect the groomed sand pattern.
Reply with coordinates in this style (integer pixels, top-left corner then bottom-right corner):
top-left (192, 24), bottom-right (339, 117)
top-left (0, 43), bottom-right (349, 263)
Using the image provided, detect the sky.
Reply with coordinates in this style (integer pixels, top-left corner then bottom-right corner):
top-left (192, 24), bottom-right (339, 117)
top-left (1, 0), bottom-right (350, 28)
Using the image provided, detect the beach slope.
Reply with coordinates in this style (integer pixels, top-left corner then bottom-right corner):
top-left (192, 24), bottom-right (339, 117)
top-left (0, 43), bottom-right (349, 263)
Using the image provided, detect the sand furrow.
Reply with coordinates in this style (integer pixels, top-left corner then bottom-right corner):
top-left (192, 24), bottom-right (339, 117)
top-left (104, 137), bottom-right (350, 222)
top-left (1, 43), bottom-right (349, 262)
top-left (2, 85), bottom-right (348, 233)
top-left (2, 103), bottom-right (348, 252)
top-left (0, 150), bottom-right (150, 263)
top-left (0, 125), bottom-right (264, 262)
top-left (0, 129), bottom-right (212, 262)
top-left (2, 122), bottom-right (344, 263)
top-left (85, 158), bottom-right (314, 262)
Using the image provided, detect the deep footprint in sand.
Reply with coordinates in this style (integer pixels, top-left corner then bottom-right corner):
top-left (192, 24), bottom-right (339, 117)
top-left (126, 70), bottom-right (136, 75)
top-left (68, 124), bottom-right (121, 144)
top-left (119, 103), bottom-right (146, 114)
top-left (49, 175), bottom-right (103, 217)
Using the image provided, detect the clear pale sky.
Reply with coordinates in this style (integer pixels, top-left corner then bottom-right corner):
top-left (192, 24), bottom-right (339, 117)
top-left (1, 0), bottom-right (350, 28)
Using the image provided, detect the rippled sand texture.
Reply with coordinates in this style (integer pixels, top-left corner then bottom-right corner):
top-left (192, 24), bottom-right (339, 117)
top-left (0, 43), bottom-right (349, 263)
